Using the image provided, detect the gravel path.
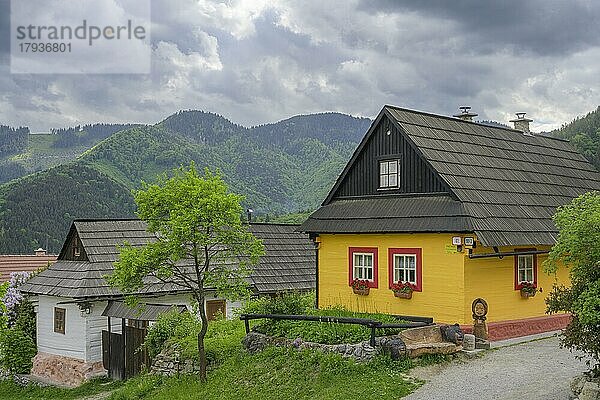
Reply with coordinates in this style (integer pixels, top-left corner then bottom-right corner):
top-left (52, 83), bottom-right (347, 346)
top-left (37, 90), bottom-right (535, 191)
top-left (405, 336), bottom-right (590, 400)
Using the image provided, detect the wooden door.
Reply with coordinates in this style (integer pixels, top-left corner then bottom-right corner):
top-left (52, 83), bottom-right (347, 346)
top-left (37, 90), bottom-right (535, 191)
top-left (206, 300), bottom-right (226, 320)
top-left (124, 326), bottom-right (149, 379)
top-left (102, 330), bottom-right (124, 380)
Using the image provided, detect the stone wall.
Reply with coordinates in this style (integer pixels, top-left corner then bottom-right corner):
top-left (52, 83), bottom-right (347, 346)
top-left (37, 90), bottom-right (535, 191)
top-left (31, 352), bottom-right (105, 387)
top-left (151, 325), bottom-right (463, 377)
top-left (243, 332), bottom-right (380, 362)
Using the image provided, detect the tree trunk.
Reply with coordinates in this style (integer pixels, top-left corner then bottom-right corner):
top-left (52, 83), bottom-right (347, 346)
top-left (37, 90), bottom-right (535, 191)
top-left (196, 293), bottom-right (209, 381)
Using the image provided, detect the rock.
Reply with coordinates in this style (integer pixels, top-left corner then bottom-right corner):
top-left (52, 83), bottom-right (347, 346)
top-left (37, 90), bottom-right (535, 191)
top-left (580, 381), bottom-right (600, 400)
top-left (572, 375), bottom-right (588, 396)
top-left (379, 337), bottom-right (407, 360)
top-left (463, 334), bottom-right (476, 351)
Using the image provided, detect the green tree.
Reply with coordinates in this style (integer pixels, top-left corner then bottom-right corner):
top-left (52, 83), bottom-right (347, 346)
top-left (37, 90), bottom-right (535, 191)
top-left (544, 191), bottom-right (600, 373)
top-left (108, 163), bottom-right (264, 380)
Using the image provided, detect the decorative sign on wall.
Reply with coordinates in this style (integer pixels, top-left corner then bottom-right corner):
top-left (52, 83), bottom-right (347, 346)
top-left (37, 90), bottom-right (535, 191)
top-left (452, 236), bottom-right (462, 245)
top-left (464, 237), bottom-right (474, 247)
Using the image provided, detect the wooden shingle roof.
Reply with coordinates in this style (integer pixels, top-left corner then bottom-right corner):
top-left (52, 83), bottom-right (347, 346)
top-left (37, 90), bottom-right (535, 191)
top-left (21, 220), bottom-right (315, 299)
top-left (301, 106), bottom-right (600, 246)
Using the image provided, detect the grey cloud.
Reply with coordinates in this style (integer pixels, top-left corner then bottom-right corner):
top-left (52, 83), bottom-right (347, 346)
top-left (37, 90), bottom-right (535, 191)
top-left (358, 0), bottom-right (600, 56)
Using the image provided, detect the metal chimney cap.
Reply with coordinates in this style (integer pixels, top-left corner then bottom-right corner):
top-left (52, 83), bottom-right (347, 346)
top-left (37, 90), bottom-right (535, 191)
top-left (510, 112), bottom-right (533, 122)
top-left (453, 106), bottom-right (478, 120)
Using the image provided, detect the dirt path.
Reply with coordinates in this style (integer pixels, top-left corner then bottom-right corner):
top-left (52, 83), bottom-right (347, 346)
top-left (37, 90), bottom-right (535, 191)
top-left (406, 336), bottom-right (590, 400)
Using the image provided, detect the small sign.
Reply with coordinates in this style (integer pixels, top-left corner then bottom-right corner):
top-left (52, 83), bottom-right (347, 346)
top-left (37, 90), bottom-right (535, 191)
top-left (452, 236), bottom-right (462, 245)
top-left (464, 237), bottom-right (474, 246)
top-left (444, 244), bottom-right (458, 254)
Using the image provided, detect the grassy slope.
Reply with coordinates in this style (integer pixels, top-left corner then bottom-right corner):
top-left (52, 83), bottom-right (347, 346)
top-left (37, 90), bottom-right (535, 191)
top-left (0, 319), bottom-right (421, 400)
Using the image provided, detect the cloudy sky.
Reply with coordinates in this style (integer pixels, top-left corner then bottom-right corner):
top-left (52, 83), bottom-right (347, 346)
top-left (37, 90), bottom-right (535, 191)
top-left (1, 0), bottom-right (599, 132)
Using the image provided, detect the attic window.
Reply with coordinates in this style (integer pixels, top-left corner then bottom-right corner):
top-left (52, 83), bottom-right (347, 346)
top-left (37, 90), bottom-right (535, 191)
top-left (73, 237), bottom-right (80, 257)
top-left (379, 160), bottom-right (399, 188)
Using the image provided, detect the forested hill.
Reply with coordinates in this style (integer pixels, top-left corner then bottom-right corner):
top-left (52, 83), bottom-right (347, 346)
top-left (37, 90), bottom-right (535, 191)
top-left (0, 123), bottom-right (143, 185)
top-left (0, 111), bottom-right (371, 254)
top-left (0, 125), bottom-right (29, 156)
top-left (551, 106), bottom-right (600, 170)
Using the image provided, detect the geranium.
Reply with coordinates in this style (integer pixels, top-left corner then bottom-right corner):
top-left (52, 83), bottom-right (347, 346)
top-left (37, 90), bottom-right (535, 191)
top-left (390, 281), bottom-right (417, 293)
top-left (519, 281), bottom-right (537, 295)
top-left (350, 279), bottom-right (370, 290)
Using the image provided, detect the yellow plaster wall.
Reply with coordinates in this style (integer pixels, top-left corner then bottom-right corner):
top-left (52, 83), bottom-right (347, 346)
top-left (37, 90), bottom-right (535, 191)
top-left (463, 245), bottom-right (570, 324)
top-left (318, 233), bottom-right (465, 324)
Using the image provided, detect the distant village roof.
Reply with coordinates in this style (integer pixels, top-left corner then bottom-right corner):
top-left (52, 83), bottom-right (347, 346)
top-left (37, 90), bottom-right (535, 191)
top-left (301, 105), bottom-right (600, 246)
top-left (21, 219), bottom-right (315, 299)
top-left (0, 252), bottom-right (57, 282)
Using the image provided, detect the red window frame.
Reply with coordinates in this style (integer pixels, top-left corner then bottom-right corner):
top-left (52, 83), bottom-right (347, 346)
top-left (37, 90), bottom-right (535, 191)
top-left (348, 247), bottom-right (378, 288)
top-left (514, 249), bottom-right (538, 290)
top-left (388, 248), bottom-right (422, 292)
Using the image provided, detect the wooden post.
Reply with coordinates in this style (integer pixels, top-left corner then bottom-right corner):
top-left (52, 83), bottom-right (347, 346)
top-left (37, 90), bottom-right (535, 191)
top-left (370, 324), bottom-right (376, 347)
top-left (244, 317), bottom-right (250, 334)
top-left (121, 318), bottom-right (126, 380)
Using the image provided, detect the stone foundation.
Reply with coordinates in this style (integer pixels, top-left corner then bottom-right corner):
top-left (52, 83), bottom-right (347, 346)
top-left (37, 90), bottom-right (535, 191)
top-left (460, 314), bottom-right (571, 341)
top-left (31, 352), bottom-right (106, 387)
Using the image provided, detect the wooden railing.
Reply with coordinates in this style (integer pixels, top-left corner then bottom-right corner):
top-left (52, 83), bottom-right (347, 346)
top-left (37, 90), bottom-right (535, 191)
top-left (239, 313), bottom-right (433, 347)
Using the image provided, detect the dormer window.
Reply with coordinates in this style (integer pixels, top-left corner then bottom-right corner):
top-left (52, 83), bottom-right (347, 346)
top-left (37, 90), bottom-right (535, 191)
top-left (379, 160), bottom-right (399, 188)
top-left (73, 237), bottom-right (81, 257)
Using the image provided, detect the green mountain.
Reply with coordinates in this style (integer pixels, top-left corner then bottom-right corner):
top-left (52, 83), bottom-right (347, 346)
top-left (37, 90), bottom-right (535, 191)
top-left (0, 123), bottom-right (137, 185)
top-left (0, 111), bottom-right (370, 254)
top-left (551, 106), bottom-right (600, 170)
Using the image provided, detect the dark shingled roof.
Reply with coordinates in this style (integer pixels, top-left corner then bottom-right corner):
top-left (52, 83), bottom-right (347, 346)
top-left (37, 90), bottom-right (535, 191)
top-left (301, 106), bottom-right (600, 246)
top-left (300, 195), bottom-right (472, 233)
top-left (21, 220), bottom-right (315, 299)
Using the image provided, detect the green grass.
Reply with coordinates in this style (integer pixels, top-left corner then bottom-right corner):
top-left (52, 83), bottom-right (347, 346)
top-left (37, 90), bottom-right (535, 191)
top-left (0, 377), bottom-right (122, 400)
top-left (107, 348), bottom-right (420, 400)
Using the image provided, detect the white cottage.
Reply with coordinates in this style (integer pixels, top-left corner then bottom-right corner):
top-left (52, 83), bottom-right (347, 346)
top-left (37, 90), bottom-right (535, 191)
top-left (20, 219), bottom-right (315, 386)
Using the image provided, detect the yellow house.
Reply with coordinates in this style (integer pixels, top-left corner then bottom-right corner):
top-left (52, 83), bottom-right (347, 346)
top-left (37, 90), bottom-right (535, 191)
top-left (300, 105), bottom-right (600, 340)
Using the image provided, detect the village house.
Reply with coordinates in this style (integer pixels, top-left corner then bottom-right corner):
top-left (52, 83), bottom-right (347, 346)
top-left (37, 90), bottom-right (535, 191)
top-left (0, 248), bottom-right (56, 282)
top-left (20, 219), bottom-right (315, 385)
top-left (300, 105), bottom-right (600, 340)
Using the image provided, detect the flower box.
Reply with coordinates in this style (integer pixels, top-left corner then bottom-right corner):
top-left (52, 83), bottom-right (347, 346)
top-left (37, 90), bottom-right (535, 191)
top-left (353, 287), bottom-right (370, 296)
top-left (390, 281), bottom-right (416, 299)
top-left (520, 289), bottom-right (536, 298)
top-left (393, 290), bottom-right (412, 299)
top-left (519, 281), bottom-right (537, 299)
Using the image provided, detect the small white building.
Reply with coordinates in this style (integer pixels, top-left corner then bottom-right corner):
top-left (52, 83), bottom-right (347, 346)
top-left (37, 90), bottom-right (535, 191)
top-left (20, 219), bottom-right (315, 386)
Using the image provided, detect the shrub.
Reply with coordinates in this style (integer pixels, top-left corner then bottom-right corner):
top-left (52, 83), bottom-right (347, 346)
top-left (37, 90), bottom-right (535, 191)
top-left (240, 291), bottom-right (314, 316)
top-left (144, 310), bottom-right (201, 358)
top-left (544, 191), bottom-right (600, 373)
top-left (13, 298), bottom-right (36, 343)
top-left (0, 328), bottom-right (36, 373)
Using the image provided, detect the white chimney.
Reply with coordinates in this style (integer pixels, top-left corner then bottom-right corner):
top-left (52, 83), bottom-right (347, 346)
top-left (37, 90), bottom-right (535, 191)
top-left (510, 112), bottom-right (533, 135)
top-left (35, 248), bottom-right (47, 256)
top-left (453, 106), bottom-right (478, 122)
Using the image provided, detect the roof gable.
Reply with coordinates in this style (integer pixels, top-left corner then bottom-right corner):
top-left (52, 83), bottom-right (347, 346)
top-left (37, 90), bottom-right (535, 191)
top-left (324, 110), bottom-right (450, 204)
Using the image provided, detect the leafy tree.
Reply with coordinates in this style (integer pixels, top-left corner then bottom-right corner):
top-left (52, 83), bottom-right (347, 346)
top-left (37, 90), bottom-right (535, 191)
top-left (109, 163), bottom-right (264, 381)
top-left (544, 191), bottom-right (600, 373)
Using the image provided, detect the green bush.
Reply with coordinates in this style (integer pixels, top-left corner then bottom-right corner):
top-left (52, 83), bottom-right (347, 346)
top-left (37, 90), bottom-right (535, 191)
top-left (240, 291), bottom-right (314, 315)
top-left (144, 310), bottom-right (201, 358)
top-left (544, 191), bottom-right (600, 373)
top-left (13, 298), bottom-right (36, 343)
top-left (0, 328), bottom-right (36, 373)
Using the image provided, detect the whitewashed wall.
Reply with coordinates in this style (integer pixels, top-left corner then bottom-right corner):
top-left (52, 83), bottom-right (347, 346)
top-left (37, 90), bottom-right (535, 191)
top-left (85, 301), bottom-right (122, 363)
top-left (36, 295), bottom-right (86, 361)
top-left (37, 292), bottom-right (244, 364)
